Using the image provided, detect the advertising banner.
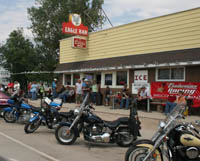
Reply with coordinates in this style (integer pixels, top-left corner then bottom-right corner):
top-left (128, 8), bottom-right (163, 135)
top-left (132, 83), bottom-right (150, 94)
top-left (151, 82), bottom-right (200, 108)
top-left (72, 37), bottom-right (87, 49)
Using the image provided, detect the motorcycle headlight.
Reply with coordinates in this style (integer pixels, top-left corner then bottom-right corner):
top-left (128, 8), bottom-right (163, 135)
top-left (74, 108), bottom-right (80, 115)
top-left (41, 108), bottom-right (45, 112)
top-left (30, 113), bottom-right (35, 118)
top-left (159, 121), bottom-right (166, 129)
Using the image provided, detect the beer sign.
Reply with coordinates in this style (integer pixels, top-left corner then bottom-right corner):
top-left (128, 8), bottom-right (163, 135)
top-left (72, 37), bottom-right (87, 49)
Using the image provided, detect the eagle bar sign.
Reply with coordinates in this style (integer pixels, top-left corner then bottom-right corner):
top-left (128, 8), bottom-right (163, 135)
top-left (62, 14), bottom-right (88, 36)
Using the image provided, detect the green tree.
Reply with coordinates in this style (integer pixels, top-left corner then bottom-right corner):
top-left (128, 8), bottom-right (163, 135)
top-left (0, 28), bottom-right (38, 87)
top-left (28, 0), bottom-right (105, 70)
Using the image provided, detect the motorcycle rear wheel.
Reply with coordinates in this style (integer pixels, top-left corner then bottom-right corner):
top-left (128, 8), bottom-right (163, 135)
top-left (24, 120), bottom-right (41, 133)
top-left (3, 111), bottom-right (17, 123)
top-left (117, 128), bottom-right (135, 147)
top-left (125, 145), bottom-right (163, 161)
top-left (55, 125), bottom-right (77, 145)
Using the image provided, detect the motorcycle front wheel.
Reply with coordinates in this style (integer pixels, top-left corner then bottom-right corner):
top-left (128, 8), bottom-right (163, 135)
top-left (24, 120), bottom-right (41, 133)
top-left (117, 128), bottom-right (135, 147)
top-left (55, 125), bottom-right (77, 145)
top-left (125, 145), bottom-right (163, 161)
top-left (3, 111), bottom-right (17, 123)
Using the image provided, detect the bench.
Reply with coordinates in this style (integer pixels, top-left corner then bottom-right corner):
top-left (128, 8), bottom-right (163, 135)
top-left (148, 99), bottom-right (167, 112)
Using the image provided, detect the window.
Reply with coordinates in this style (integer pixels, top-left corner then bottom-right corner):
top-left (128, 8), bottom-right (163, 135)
top-left (157, 67), bottom-right (184, 81)
top-left (116, 71), bottom-right (127, 85)
top-left (73, 74), bottom-right (80, 85)
top-left (105, 74), bottom-right (112, 85)
top-left (64, 74), bottom-right (71, 85)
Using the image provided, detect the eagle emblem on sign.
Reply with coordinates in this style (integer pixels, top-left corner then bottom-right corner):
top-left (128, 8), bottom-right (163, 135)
top-left (69, 14), bottom-right (82, 26)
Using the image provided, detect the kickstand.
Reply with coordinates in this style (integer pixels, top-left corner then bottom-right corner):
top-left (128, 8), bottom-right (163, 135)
top-left (87, 143), bottom-right (92, 150)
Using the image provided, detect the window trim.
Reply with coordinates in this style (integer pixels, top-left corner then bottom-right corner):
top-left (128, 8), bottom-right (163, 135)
top-left (156, 67), bottom-right (185, 82)
top-left (101, 70), bottom-right (129, 88)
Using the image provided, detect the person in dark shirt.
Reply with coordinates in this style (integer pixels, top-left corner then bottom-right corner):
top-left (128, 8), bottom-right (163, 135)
top-left (105, 86), bottom-right (112, 106)
top-left (120, 84), bottom-right (130, 109)
top-left (165, 94), bottom-right (176, 115)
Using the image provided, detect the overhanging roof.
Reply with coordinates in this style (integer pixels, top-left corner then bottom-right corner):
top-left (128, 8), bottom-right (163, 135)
top-left (55, 48), bottom-right (200, 73)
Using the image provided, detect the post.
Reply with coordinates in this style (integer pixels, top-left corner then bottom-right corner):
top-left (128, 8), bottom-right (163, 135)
top-left (112, 96), bottom-right (115, 109)
top-left (147, 98), bottom-right (150, 112)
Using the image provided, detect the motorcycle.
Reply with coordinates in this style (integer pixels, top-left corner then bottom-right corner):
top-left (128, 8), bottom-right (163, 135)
top-left (55, 94), bottom-right (141, 147)
top-left (125, 104), bottom-right (200, 161)
top-left (3, 96), bottom-right (39, 123)
top-left (24, 97), bottom-right (75, 133)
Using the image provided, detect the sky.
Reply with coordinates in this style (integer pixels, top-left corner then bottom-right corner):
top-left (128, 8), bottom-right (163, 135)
top-left (0, 0), bottom-right (200, 43)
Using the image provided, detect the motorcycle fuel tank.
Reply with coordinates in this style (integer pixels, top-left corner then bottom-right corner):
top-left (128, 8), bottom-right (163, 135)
top-left (180, 134), bottom-right (200, 146)
top-left (85, 113), bottom-right (103, 124)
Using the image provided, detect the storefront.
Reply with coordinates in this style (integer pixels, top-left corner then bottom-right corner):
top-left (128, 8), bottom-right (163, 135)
top-left (55, 7), bottom-right (200, 106)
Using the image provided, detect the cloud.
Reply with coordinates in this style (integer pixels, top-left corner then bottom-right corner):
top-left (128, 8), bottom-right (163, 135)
top-left (0, 0), bottom-right (34, 43)
top-left (103, 0), bottom-right (200, 27)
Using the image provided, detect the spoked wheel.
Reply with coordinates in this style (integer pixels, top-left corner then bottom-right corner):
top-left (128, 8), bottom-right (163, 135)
top-left (117, 128), bottom-right (135, 147)
top-left (55, 125), bottom-right (77, 145)
top-left (125, 146), bottom-right (162, 161)
top-left (3, 111), bottom-right (17, 123)
top-left (24, 120), bottom-right (41, 133)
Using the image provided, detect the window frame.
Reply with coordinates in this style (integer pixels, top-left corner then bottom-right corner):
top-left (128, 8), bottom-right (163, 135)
top-left (101, 70), bottom-right (129, 88)
top-left (156, 67), bottom-right (185, 82)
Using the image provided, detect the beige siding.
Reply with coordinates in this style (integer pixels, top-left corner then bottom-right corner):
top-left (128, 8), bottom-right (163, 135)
top-left (60, 8), bottom-right (200, 64)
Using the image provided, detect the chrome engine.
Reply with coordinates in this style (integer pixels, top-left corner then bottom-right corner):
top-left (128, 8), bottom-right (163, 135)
top-left (86, 124), bottom-right (111, 143)
top-left (91, 133), bottom-right (110, 143)
top-left (186, 147), bottom-right (199, 159)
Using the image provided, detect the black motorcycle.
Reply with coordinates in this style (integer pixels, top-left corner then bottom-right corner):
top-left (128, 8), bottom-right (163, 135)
top-left (24, 97), bottom-right (74, 133)
top-left (55, 94), bottom-right (141, 147)
top-left (125, 104), bottom-right (200, 161)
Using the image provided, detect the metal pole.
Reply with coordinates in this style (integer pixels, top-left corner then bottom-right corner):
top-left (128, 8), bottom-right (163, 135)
top-left (147, 98), bottom-right (150, 112)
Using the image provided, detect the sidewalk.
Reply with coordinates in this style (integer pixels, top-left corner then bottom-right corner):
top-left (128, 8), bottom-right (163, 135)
top-left (28, 99), bottom-right (199, 122)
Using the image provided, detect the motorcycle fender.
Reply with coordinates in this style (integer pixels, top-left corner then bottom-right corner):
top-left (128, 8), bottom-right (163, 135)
top-left (58, 122), bottom-right (80, 137)
top-left (3, 107), bottom-right (12, 112)
top-left (29, 115), bottom-right (39, 123)
top-left (136, 143), bottom-right (162, 161)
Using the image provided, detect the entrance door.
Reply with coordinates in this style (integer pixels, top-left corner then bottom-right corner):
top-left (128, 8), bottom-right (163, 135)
top-left (96, 74), bottom-right (101, 84)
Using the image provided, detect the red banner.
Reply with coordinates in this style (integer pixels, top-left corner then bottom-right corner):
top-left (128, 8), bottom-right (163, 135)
top-left (151, 82), bottom-right (200, 108)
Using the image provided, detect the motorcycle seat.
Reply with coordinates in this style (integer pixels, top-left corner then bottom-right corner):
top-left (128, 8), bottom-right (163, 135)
top-left (59, 110), bottom-right (73, 117)
top-left (104, 117), bottom-right (129, 128)
top-left (31, 106), bottom-right (41, 112)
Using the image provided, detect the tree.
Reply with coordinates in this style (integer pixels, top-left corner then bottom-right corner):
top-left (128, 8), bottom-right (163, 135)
top-left (28, 0), bottom-right (105, 70)
top-left (0, 28), bottom-right (38, 87)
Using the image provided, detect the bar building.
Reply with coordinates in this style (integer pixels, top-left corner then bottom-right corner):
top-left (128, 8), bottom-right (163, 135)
top-left (55, 7), bottom-right (200, 99)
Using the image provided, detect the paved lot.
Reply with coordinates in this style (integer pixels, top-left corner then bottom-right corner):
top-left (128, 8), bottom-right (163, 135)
top-left (0, 101), bottom-right (199, 161)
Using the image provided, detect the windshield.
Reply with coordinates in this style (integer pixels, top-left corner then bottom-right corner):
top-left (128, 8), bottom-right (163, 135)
top-left (164, 104), bottom-right (186, 124)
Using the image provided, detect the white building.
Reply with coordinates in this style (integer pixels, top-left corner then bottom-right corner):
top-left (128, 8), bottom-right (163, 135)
top-left (0, 66), bottom-right (10, 85)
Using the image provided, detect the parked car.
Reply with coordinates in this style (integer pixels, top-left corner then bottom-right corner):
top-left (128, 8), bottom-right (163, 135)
top-left (0, 91), bottom-right (10, 117)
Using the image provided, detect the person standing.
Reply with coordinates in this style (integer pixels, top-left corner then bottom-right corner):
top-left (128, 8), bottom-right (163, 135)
top-left (52, 78), bottom-right (57, 98)
top-left (120, 84), bottom-right (130, 109)
top-left (105, 86), bottom-right (112, 106)
top-left (91, 80), bottom-right (98, 105)
top-left (30, 81), bottom-right (38, 100)
top-left (13, 81), bottom-right (20, 92)
top-left (39, 82), bottom-right (45, 99)
top-left (75, 79), bottom-right (82, 105)
top-left (82, 79), bottom-right (91, 102)
top-left (165, 94), bottom-right (176, 115)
